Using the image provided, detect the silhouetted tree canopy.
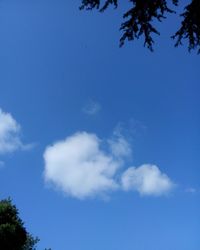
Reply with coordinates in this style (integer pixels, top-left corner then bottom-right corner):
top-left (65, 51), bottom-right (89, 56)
top-left (80, 0), bottom-right (200, 53)
top-left (0, 198), bottom-right (51, 250)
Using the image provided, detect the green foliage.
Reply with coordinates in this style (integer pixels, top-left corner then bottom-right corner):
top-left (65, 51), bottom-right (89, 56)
top-left (0, 198), bottom-right (40, 250)
top-left (80, 0), bottom-right (200, 53)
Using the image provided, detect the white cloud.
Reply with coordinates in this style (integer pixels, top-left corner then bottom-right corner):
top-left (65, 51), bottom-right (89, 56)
top-left (121, 164), bottom-right (174, 196)
top-left (44, 132), bottom-right (122, 199)
top-left (0, 109), bottom-right (22, 154)
top-left (44, 131), bottom-right (175, 200)
top-left (82, 100), bottom-right (101, 115)
top-left (108, 132), bottom-right (132, 159)
top-left (0, 108), bottom-right (31, 154)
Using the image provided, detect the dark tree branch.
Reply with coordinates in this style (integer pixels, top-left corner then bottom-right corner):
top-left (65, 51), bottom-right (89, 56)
top-left (119, 0), bottom-right (177, 51)
top-left (172, 0), bottom-right (200, 53)
top-left (80, 0), bottom-right (117, 11)
top-left (80, 0), bottom-right (200, 53)
top-left (80, 0), bottom-right (100, 10)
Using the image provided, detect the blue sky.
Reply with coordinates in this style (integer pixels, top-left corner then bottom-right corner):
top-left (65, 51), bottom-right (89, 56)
top-left (0, 0), bottom-right (199, 249)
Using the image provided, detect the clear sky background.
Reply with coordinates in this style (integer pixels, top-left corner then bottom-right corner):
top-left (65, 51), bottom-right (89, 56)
top-left (0, 0), bottom-right (199, 249)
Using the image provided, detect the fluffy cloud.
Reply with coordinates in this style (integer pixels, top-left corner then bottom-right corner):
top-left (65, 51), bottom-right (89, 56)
top-left (44, 131), bottom-right (175, 199)
top-left (121, 164), bottom-right (174, 196)
top-left (82, 100), bottom-right (101, 115)
top-left (0, 108), bottom-right (32, 155)
top-left (0, 108), bottom-right (24, 154)
top-left (44, 132), bottom-right (124, 199)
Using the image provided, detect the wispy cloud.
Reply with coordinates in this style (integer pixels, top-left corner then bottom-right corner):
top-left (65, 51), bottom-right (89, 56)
top-left (44, 131), bottom-right (175, 199)
top-left (82, 100), bottom-right (101, 115)
top-left (0, 161), bottom-right (5, 168)
top-left (0, 108), bottom-right (32, 154)
top-left (108, 129), bottom-right (132, 159)
top-left (185, 187), bottom-right (198, 194)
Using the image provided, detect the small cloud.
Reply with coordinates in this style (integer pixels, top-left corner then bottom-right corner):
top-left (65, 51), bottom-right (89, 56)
top-left (121, 164), bottom-right (174, 196)
top-left (0, 161), bottom-right (5, 168)
top-left (129, 118), bottom-right (147, 137)
top-left (185, 187), bottom-right (197, 194)
top-left (0, 108), bottom-right (31, 154)
top-left (82, 100), bottom-right (101, 115)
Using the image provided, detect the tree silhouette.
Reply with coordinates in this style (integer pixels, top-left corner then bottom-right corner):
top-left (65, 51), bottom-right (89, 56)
top-left (80, 0), bottom-right (200, 53)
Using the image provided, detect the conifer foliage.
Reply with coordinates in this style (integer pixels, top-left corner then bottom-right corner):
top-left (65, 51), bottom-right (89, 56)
top-left (80, 0), bottom-right (200, 53)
